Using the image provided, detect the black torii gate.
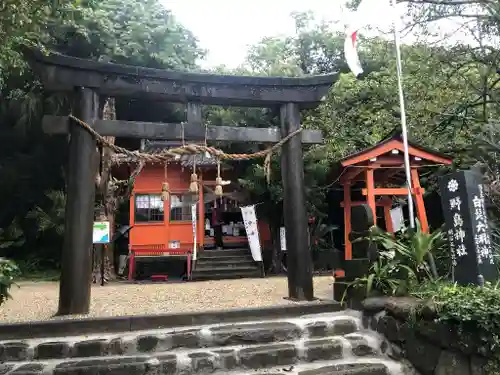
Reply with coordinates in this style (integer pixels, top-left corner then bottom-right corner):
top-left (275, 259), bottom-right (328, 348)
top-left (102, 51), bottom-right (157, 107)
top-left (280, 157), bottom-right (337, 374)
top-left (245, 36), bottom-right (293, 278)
top-left (26, 50), bottom-right (337, 315)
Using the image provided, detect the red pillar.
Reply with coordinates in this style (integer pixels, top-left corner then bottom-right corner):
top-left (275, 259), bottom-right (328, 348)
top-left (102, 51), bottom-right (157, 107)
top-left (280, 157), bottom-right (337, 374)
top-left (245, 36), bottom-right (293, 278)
top-left (343, 183), bottom-right (352, 260)
top-left (410, 168), bottom-right (429, 233)
top-left (383, 204), bottom-right (394, 234)
top-left (198, 173), bottom-right (205, 251)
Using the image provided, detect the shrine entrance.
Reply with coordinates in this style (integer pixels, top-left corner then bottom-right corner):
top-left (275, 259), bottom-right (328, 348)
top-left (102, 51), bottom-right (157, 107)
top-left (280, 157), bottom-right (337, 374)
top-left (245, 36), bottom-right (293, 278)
top-left (27, 49), bottom-right (337, 315)
top-left (338, 133), bottom-right (453, 261)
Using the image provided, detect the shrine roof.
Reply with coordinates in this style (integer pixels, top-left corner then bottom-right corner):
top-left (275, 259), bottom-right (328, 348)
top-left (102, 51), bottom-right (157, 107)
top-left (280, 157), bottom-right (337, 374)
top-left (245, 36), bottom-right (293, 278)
top-left (25, 49), bottom-right (338, 106)
top-left (143, 140), bottom-right (217, 167)
top-left (340, 132), bottom-right (453, 167)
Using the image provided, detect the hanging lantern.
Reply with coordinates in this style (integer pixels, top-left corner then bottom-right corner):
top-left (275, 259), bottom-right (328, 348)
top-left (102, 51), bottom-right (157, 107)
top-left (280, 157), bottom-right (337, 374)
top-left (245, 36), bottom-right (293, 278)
top-left (215, 177), bottom-right (223, 196)
top-left (215, 159), bottom-right (223, 196)
top-left (189, 157), bottom-right (199, 193)
top-left (161, 162), bottom-right (170, 201)
top-left (189, 172), bottom-right (199, 193)
top-left (161, 182), bottom-right (170, 201)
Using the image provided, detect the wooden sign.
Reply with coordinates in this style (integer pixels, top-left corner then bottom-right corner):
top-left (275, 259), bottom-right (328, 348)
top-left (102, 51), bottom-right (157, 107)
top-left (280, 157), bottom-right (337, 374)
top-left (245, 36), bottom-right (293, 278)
top-left (439, 169), bottom-right (497, 285)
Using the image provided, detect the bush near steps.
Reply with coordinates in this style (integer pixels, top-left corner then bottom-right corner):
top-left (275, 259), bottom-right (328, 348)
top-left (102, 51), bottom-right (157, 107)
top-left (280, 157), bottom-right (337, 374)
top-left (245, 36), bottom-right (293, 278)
top-left (361, 288), bottom-right (500, 375)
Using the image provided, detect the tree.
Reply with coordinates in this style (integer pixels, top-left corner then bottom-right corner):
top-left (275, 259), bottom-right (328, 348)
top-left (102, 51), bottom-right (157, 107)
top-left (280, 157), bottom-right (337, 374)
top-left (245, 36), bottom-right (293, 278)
top-left (0, 0), bottom-right (205, 274)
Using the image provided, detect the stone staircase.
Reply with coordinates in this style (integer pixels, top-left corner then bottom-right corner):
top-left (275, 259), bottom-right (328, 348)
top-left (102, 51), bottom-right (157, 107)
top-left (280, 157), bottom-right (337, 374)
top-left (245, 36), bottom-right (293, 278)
top-left (0, 309), bottom-right (418, 375)
top-left (191, 247), bottom-right (262, 281)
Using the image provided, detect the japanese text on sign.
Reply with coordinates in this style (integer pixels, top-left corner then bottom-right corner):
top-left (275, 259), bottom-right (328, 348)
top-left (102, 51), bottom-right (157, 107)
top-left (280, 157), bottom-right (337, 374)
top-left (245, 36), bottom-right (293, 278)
top-left (472, 185), bottom-right (494, 265)
top-left (447, 179), bottom-right (466, 265)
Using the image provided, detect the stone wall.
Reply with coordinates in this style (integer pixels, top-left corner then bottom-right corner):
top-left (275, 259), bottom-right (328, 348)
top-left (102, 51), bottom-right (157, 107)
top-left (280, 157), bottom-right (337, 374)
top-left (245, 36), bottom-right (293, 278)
top-left (360, 296), bottom-right (489, 375)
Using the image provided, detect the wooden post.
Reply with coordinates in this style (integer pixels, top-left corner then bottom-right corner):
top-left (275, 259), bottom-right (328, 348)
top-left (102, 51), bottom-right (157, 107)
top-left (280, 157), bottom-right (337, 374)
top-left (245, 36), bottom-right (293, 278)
top-left (365, 168), bottom-right (377, 225)
top-left (198, 173), bottom-right (205, 252)
top-left (57, 87), bottom-right (98, 315)
top-left (410, 168), bottom-right (429, 233)
top-left (280, 103), bottom-right (314, 301)
top-left (384, 205), bottom-right (395, 234)
top-left (343, 183), bottom-right (352, 260)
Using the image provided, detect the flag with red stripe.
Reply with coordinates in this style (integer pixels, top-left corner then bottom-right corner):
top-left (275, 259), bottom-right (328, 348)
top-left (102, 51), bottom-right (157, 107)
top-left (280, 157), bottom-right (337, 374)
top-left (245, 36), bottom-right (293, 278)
top-left (344, 0), bottom-right (391, 77)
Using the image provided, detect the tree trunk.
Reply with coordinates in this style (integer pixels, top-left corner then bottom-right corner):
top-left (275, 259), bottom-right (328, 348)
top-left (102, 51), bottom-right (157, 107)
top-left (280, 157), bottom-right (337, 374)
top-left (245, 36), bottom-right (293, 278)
top-left (92, 97), bottom-right (117, 284)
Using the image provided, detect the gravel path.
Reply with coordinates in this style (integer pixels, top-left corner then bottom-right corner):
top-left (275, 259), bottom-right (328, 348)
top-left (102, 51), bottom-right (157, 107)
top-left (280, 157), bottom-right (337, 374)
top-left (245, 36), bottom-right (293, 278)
top-left (0, 276), bottom-right (333, 323)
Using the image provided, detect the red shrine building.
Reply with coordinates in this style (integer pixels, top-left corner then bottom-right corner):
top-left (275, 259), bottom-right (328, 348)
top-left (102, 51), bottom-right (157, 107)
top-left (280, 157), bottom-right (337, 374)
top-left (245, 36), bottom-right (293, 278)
top-left (126, 140), bottom-right (271, 281)
top-left (337, 133), bottom-right (453, 262)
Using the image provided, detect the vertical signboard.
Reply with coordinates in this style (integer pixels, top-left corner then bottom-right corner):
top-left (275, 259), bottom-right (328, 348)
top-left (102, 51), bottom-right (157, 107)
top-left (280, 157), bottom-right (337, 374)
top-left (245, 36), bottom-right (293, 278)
top-left (439, 170), bottom-right (497, 285)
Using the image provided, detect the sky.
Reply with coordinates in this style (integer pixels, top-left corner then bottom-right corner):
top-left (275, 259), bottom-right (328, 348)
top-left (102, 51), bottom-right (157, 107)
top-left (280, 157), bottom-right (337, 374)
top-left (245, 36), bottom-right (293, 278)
top-left (161, 0), bottom-right (473, 69)
top-left (162, 0), bottom-right (344, 68)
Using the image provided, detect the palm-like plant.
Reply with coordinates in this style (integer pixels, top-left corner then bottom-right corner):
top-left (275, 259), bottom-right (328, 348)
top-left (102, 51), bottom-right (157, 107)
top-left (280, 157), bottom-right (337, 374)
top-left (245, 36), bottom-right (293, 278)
top-left (309, 218), bottom-right (338, 251)
top-left (26, 190), bottom-right (66, 236)
top-left (367, 220), bottom-right (444, 281)
top-left (0, 219), bottom-right (25, 249)
top-left (341, 258), bottom-right (416, 302)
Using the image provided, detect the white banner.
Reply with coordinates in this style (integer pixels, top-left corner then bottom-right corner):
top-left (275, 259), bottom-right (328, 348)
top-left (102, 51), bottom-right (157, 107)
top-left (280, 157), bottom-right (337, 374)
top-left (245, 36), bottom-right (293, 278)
top-left (191, 203), bottom-right (197, 260)
top-left (240, 205), bottom-right (262, 262)
top-left (280, 227), bottom-right (287, 251)
top-left (390, 206), bottom-right (404, 233)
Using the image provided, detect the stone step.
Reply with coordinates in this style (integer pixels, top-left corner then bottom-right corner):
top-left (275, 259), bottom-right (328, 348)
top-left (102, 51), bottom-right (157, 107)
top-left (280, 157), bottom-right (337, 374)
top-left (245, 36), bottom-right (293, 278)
top-left (0, 360), bottom-right (399, 375)
top-left (190, 268), bottom-right (262, 281)
top-left (197, 254), bottom-right (253, 261)
top-left (195, 259), bottom-right (257, 269)
top-left (0, 313), bottom-right (360, 362)
top-left (0, 333), bottom-right (392, 375)
top-left (200, 248), bottom-right (251, 258)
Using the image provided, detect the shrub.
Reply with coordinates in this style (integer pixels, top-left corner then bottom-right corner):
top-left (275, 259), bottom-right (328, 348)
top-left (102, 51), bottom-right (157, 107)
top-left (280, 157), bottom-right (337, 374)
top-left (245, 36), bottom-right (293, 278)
top-left (412, 281), bottom-right (500, 371)
top-left (342, 222), bottom-right (445, 300)
top-left (0, 258), bottom-right (20, 305)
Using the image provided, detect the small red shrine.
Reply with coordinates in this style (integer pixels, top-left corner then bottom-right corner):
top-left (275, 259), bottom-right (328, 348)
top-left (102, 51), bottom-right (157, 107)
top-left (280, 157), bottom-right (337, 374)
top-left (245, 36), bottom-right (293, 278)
top-left (126, 141), bottom-right (271, 280)
top-left (338, 133), bottom-right (453, 261)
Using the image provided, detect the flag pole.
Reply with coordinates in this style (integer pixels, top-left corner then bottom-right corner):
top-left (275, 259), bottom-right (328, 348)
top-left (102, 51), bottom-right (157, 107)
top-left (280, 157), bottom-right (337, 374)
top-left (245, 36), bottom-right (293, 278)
top-left (391, 0), bottom-right (415, 229)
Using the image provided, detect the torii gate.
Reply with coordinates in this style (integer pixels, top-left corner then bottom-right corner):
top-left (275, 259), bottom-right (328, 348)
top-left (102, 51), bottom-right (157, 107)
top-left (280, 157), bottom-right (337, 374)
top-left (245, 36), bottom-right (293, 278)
top-left (25, 49), bottom-right (337, 315)
top-left (339, 133), bottom-right (453, 260)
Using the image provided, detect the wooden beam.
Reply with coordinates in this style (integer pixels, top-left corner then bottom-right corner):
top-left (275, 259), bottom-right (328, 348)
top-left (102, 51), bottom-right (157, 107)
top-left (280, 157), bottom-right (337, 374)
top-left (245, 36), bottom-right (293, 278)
top-left (340, 168), bottom-right (364, 184)
top-left (361, 187), bottom-right (424, 196)
top-left (340, 200), bottom-right (392, 207)
top-left (42, 115), bottom-right (323, 144)
top-left (27, 50), bottom-right (337, 106)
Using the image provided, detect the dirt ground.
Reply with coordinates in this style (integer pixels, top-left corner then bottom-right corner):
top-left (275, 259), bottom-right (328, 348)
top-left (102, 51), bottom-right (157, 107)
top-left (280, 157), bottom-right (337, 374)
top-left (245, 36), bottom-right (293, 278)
top-left (0, 276), bottom-right (334, 323)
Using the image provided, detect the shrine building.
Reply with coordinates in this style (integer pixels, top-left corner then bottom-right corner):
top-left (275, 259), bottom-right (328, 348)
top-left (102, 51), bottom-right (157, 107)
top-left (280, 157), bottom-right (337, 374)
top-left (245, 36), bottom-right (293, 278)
top-left (123, 140), bottom-right (272, 281)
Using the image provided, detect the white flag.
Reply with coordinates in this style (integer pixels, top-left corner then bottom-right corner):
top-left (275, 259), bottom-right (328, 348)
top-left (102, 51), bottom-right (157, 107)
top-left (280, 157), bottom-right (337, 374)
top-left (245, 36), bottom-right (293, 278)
top-left (240, 205), bottom-right (262, 262)
top-left (344, 0), bottom-right (391, 76)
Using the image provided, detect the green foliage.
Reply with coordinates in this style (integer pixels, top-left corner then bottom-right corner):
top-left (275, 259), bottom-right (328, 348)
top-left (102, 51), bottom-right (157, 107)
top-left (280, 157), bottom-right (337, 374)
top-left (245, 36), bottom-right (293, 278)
top-left (367, 221), bottom-right (445, 281)
top-left (0, 0), bottom-right (205, 272)
top-left (309, 218), bottom-right (338, 253)
top-left (343, 223), bottom-right (444, 300)
top-left (0, 219), bottom-right (25, 249)
top-left (410, 281), bottom-right (500, 369)
top-left (342, 258), bottom-right (413, 301)
top-left (26, 190), bottom-right (66, 237)
top-left (0, 258), bottom-right (20, 305)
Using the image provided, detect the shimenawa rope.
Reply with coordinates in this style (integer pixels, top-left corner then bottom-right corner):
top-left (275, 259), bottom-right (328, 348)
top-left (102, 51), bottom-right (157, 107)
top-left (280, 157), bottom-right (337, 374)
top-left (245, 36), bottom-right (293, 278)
top-left (68, 114), bottom-right (302, 162)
